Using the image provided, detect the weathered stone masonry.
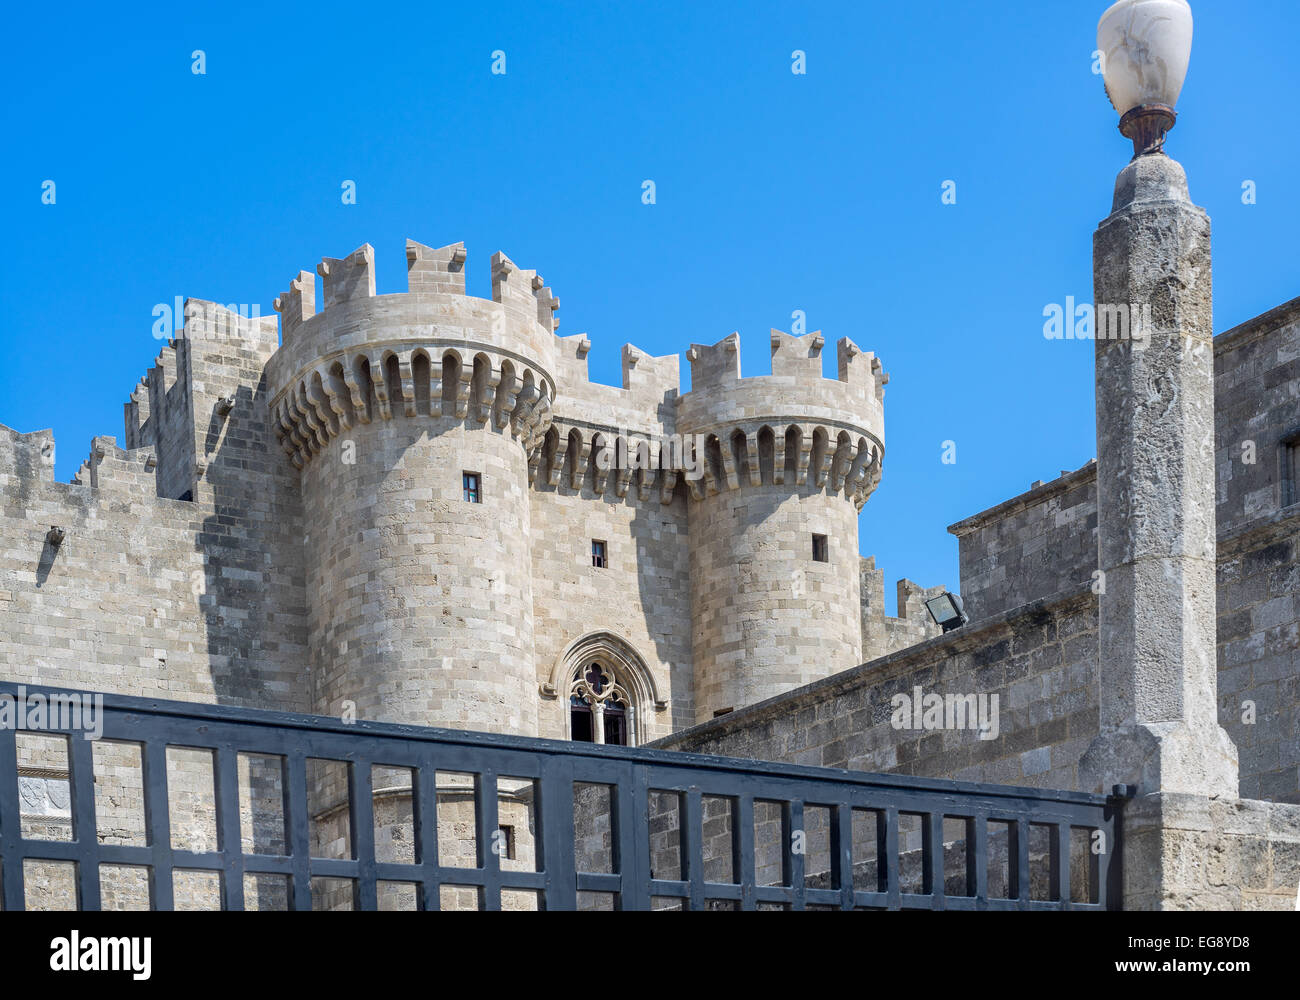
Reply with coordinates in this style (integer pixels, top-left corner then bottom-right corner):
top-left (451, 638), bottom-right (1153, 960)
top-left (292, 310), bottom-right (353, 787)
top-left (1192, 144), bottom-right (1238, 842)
top-left (10, 234), bottom-right (1299, 910)
top-left (1, 238), bottom-right (931, 743)
top-left (652, 285), bottom-right (1300, 911)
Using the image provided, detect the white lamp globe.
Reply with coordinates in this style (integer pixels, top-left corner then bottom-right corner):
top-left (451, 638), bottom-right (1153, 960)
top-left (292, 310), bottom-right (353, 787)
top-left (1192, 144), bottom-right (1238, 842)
top-left (1098, 0), bottom-right (1193, 115)
top-left (1098, 0), bottom-right (1193, 155)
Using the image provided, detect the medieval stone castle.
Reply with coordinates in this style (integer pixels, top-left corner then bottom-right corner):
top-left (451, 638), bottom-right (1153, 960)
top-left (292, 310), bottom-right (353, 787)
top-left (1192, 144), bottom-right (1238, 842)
top-left (3, 216), bottom-right (1300, 909)
top-left (0, 238), bottom-right (942, 748)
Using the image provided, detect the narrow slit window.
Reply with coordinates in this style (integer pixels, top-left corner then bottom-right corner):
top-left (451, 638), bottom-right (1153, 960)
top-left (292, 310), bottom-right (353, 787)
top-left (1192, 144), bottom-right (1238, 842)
top-left (463, 472), bottom-right (481, 504)
top-left (812, 533), bottom-right (829, 563)
top-left (1284, 438), bottom-right (1300, 508)
top-left (592, 540), bottom-right (607, 569)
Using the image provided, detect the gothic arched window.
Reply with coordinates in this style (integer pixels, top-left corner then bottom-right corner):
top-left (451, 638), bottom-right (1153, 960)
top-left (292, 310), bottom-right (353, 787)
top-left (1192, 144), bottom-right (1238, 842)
top-left (569, 662), bottom-right (632, 746)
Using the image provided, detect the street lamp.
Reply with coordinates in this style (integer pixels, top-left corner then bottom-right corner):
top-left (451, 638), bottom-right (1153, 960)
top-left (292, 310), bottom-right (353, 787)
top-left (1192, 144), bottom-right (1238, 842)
top-left (1098, 0), bottom-right (1194, 157)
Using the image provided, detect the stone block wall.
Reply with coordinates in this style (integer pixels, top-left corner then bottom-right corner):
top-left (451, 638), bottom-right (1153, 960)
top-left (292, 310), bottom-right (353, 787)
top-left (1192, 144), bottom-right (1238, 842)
top-left (300, 418), bottom-right (538, 734)
top-left (1121, 793), bottom-right (1300, 911)
top-left (1213, 297), bottom-right (1300, 534)
top-left (943, 295), bottom-right (1300, 806)
top-left (1213, 298), bottom-right (1300, 806)
top-left (530, 474), bottom-right (689, 740)
top-left (859, 556), bottom-right (943, 663)
top-left (142, 341), bottom-right (195, 502)
top-left (1217, 517), bottom-right (1300, 804)
top-left (688, 481), bottom-right (863, 723)
top-left (0, 422), bottom-right (308, 709)
top-left (655, 588), bottom-right (1101, 793)
top-left (949, 462), bottom-right (1098, 623)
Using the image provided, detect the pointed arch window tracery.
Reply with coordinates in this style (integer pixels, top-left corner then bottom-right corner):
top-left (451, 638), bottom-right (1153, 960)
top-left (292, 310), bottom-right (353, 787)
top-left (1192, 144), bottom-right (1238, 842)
top-left (569, 661), bottom-right (632, 746)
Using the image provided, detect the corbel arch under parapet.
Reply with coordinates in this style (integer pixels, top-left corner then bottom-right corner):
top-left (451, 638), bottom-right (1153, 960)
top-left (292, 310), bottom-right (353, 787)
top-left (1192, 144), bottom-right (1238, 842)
top-left (493, 358), bottom-right (518, 428)
top-left (382, 351), bottom-right (404, 418)
top-left (327, 360), bottom-right (358, 427)
top-left (541, 631), bottom-right (668, 746)
top-left (410, 349), bottom-right (432, 416)
top-left (756, 424), bottom-right (776, 484)
top-left (439, 349), bottom-right (463, 415)
top-left (353, 354), bottom-right (376, 422)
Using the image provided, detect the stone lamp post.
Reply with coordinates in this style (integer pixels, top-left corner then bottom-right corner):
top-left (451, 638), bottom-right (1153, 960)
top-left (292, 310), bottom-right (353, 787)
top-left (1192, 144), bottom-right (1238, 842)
top-left (1080, 0), bottom-right (1239, 801)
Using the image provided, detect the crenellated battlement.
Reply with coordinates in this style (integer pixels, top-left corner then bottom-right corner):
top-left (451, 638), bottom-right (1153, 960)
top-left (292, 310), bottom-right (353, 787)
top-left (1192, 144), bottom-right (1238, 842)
top-left (123, 379), bottom-right (151, 451)
top-left (0, 422), bottom-right (163, 504)
top-left (274, 271), bottom-right (316, 340)
top-left (317, 244), bottom-right (376, 309)
top-left (72, 242), bottom-right (890, 513)
top-left (269, 240), bottom-right (558, 388)
top-left (265, 239), bottom-right (570, 471)
top-left (0, 423), bottom-right (56, 488)
top-left (687, 329), bottom-right (887, 401)
top-left (70, 436), bottom-right (158, 497)
top-left (770, 328), bottom-right (824, 379)
top-left (492, 251), bottom-right (561, 335)
top-left (406, 239), bottom-right (466, 296)
top-left (183, 298), bottom-right (279, 349)
top-left (676, 331), bottom-right (888, 509)
top-left (270, 240), bottom-right (561, 381)
top-left (552, 335), bottom-right (681, 422)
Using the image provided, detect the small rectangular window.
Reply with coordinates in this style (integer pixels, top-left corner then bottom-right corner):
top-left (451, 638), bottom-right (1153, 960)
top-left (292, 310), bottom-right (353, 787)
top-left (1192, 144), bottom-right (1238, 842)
top-left (592, 540), bottom-right (607, 569)
top-left (463, 472), bottom-right (481, 503)
top-left (812, 533), bottom-right (829, 563)
top-left (498, 825), bottom-right (516, 860)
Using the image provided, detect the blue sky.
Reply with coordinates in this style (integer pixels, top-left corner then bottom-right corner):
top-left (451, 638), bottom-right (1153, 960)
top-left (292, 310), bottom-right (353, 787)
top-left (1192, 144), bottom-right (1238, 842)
top-left (2, 0), bottom-right (1296, 613)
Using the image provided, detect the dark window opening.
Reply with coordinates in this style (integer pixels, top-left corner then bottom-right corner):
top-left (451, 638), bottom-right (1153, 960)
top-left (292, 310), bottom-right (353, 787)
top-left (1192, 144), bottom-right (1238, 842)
top-left (498, 824), bottom-right (516, 860)
top-left (569, 699), bottom-right (627, 746)
top-left (463, 472), bottom-right (481, 503)
top-left (592, 539), bottom-right (607, 568)
top-left (603, 703), bottom-right (627, 746)
top-left (177, 490), bottom-right (193, 503)
top-left (1283, 437), bottom-right (1300, 508)
top-left (570, 699), bottom-right (593, 743)
top-left (812, 533), bottom-right (829, 563)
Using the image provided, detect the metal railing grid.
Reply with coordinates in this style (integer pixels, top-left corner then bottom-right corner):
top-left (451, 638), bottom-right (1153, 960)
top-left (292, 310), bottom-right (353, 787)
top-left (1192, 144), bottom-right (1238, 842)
top-left (0, 683), bottom-right (1122, 911)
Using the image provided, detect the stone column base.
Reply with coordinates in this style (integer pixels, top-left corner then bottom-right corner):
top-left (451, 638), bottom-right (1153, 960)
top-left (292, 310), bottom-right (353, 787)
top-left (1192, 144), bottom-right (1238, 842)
top-left (1080, 721), bottom-right (1239, 800)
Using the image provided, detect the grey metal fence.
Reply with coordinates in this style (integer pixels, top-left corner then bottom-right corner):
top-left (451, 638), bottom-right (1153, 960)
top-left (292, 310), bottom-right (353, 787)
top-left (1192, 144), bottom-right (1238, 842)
top-left (0, 682), bottom-right (1123, 910)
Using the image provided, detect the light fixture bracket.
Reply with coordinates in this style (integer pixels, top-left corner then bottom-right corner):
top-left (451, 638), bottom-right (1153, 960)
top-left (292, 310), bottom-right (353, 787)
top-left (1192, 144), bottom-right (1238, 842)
top-left (924, 592), bottom-right (969, 634)
top-left (1119, 103), bottom-right (1177, 159)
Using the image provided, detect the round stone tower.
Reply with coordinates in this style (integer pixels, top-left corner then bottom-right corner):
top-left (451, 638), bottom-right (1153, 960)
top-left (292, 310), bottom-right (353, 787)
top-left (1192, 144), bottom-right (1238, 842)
top-left (679, 330), bottom-right (886, 723)
top-left (266, 240), bottom-right (556, 736)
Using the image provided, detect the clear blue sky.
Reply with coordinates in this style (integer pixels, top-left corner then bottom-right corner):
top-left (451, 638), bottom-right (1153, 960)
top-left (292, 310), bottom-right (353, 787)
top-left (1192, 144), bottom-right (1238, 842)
top-left (2, 1), bottom-right (1296, 613)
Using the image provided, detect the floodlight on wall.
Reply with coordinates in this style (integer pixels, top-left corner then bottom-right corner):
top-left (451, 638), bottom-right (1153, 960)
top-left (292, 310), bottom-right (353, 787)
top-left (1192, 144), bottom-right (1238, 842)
top-left (924, 592), bottom-right (968, 633)
top-left (1098, 0), bottom-right (1193, 157)
top-left (46, 526), bottom-right (65, 546)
